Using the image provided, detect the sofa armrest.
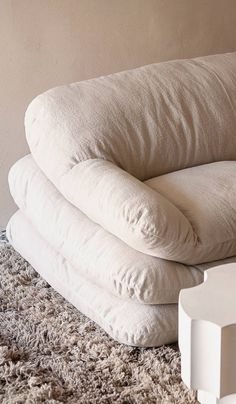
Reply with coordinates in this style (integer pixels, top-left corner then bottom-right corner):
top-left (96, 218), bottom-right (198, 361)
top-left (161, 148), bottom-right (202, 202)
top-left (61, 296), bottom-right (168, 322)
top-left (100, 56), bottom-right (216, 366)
top-left (59, 158), bottom-right (196, 261)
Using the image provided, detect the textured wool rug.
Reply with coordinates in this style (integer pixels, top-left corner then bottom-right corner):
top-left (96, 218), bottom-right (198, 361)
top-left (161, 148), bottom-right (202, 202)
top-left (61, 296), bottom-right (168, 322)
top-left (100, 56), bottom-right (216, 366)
top-left (0, 240), bottom-right (198, 404)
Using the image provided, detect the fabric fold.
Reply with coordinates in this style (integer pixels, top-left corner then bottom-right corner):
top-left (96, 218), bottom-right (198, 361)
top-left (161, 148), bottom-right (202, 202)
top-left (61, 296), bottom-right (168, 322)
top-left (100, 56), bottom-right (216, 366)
top-left (8, 155), bottom-right (203, 305)
top-left (7, 211), bottom-right (178, 347)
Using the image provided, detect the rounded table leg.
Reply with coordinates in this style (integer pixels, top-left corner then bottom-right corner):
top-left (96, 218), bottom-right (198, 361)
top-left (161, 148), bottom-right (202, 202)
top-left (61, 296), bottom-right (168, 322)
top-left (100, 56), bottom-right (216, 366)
top-left (198, 391), bottom-right (236, 404)
top-left (178, 265), bottom-right (236, 404)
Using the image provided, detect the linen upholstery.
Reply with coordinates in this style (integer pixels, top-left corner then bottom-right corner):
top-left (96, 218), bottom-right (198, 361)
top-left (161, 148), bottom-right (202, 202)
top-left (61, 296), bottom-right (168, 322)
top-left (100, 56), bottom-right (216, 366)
top-left (24, 52), bottom-right (236, 263)
top-left (146, 161), bottom-right (236, 264)
top-left (59, 158), bottom-right (196, 261)
top-left (7, 210), bottom-right (236, 347)
top-left (25, 52), bottom-right (236, 184)
top-left (9, 155), bottom-right (203, 304)
top-left (7, 51), bottom-right (236, 346)
top-left (58, 158), bottom-right (236, 264)
top-left (7, 211), bottom-right (178, 347)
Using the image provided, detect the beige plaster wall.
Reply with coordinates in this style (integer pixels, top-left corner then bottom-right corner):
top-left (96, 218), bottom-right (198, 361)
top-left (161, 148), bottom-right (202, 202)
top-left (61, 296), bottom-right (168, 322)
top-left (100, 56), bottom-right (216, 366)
top-left (1, 0), bottom-right (236, 228)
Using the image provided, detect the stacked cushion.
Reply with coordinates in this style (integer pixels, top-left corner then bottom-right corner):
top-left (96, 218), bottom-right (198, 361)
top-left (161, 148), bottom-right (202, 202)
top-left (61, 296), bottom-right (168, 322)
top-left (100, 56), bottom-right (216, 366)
top-left (24, 52), bottom-right (236, 264)
top-left (25, 53), bottom-right (236, 182)
top-left (8, 51), bottom-right (236, 346)
top-left (8, 155), bottom-right (203, 305)
top-left (8, 211), bottom-right (178, 347)
top-left (146, 161), bottom-right (236, 263)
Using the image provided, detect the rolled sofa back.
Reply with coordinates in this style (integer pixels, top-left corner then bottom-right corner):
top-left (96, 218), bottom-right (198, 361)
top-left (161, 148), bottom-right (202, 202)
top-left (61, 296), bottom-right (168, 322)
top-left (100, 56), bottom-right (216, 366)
top-left (25, 52), bottom-right (236, 183)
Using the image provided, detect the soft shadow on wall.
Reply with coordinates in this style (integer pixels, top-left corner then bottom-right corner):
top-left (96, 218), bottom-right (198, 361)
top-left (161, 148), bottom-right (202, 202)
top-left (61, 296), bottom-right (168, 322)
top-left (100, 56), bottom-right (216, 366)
top-left (1, 0), bottom-right (236, 229)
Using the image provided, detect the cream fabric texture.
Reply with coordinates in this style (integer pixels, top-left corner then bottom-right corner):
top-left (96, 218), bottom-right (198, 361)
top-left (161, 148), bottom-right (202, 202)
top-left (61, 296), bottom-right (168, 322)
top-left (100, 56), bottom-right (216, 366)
top-left (24, 52), bottom-right (236, 263)
top-left (8, 155), bottom-right (202, 304)
top-left (25, 52), bottom-right (236, 182)
top-left (146, 161), bottom-right (236, 264)
top-left (7, 211), bottom-right (178, 347)
top-left (59, 159), bottom-right (195, 262)
top-left (8, 52), bottom-right (236, 346)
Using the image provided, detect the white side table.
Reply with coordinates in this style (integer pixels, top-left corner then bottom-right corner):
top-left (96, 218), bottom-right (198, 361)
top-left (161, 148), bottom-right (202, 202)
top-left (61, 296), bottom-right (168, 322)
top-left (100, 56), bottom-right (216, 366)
top-left (179, 264), bottom-right (236, 404)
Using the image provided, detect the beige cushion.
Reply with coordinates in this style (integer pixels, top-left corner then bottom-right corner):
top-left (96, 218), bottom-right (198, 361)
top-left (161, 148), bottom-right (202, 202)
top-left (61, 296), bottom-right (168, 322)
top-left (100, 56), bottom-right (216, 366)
top-left (59, 158), bottom-right (196, 261)
top-left (43, 156), bottom-right (236, 264)
top-left (10, 156), bottom-right (236, 265)
top-left (8, 155), bottom-right (203, 304)
top-left (59, 159), bottom-right (236, 264)
top-left (146, 161), bottom-right (236, 264)
top-left (7, 211), bottom-right (178, 347)
top-left (25, 52), bottom-right (236, 184)
top-left (23, 52), bottom-right (236, 264)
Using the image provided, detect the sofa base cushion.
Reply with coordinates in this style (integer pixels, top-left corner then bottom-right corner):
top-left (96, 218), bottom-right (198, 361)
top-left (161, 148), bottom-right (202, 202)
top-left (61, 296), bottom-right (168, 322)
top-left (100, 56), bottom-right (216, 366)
top-left (6, 211), bottom-right (178, 347)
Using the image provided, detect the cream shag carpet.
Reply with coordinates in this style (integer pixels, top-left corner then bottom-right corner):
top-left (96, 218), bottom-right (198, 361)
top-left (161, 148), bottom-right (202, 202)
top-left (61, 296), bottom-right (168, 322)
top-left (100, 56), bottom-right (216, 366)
top-left (0, 242), bottom-right (198, 404)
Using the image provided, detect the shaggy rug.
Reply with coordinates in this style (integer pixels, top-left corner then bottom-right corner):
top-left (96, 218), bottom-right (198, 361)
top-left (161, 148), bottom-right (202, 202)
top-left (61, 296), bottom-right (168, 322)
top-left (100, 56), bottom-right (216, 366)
top-left (0, 241), bottom-right (198, 404)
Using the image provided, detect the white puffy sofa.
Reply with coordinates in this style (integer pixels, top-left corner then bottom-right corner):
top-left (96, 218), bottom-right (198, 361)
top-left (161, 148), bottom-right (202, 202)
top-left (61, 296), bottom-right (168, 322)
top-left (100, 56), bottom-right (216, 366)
top-left (7, 52), bottom-right (236, 347)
